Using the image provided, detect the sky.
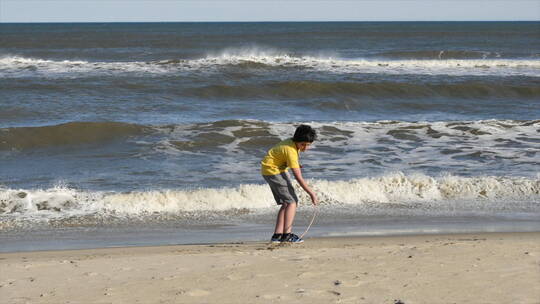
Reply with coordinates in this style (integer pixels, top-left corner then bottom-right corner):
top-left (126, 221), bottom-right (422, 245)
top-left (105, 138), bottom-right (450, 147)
top-left (1, 0), bottom-right (539, 23)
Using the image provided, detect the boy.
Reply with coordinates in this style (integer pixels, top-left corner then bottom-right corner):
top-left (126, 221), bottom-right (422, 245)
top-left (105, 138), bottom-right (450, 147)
top-left (261, 124), bottom-right (318, 243)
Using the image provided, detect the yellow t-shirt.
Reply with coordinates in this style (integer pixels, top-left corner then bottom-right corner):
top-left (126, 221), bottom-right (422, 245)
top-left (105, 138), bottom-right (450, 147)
top-left (261, 138), bottom-right (300, 176)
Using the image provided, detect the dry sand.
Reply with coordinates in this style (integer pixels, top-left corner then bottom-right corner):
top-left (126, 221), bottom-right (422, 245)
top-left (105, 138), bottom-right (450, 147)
top-left (1, 232), bottom-right (539, 304)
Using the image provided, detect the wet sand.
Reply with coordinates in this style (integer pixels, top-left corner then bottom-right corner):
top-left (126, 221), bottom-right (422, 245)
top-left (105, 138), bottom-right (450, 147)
top-left (1, 232), bottom-right (539, 304)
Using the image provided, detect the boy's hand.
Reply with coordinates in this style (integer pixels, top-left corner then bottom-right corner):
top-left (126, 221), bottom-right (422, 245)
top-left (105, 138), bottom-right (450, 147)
top-left (310, 193), bottom-right (319, 206)
top-left (291, 167), bottom-right (318, 206)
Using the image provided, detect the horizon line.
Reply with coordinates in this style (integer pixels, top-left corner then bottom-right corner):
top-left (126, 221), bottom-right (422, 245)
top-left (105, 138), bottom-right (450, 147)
top-left (1, 20), bottom-right (539, 24)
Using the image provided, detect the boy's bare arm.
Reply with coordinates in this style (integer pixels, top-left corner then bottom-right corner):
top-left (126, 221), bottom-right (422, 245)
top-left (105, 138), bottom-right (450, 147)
top-left (291, 167), bottom-right (318, 205)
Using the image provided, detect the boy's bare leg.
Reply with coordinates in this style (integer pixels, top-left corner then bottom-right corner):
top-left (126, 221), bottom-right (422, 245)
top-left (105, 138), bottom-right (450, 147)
top-left (274, 202), bottom-right (297, 234)
top-left (283, 202), bottom-right (297, 233)
top-left (274, 204), bottom-right (287, 234)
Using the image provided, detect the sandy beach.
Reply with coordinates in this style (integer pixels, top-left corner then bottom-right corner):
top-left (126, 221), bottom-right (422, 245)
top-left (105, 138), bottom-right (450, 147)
top-left (1, 232), bottom-right (539, 304)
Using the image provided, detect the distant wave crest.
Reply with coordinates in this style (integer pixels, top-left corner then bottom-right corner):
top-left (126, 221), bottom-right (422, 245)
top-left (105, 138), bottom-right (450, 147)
top-left (1, 49), bottom-right (539, 77)
top-left (377, 50), bottom-right (507, 60)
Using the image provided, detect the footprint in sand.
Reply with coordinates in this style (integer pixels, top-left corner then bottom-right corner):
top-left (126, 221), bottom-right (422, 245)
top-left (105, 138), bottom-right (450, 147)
top-left (186, 289), bottom-right (210, 297)
top-left (297, 271), bottom-right (326, 279)
top-left (289, 255), bottom-right (311, 262)
top-left (226, 272), bottom-right (251, 281)
top-left (162, 275), bottom-right (178, 281)
top-left (261, 294), bottom-right (287, 300)
top-left (1, 279), bottom-right (17, 287)
top-left (294, 288), bottom-right (317, 296)
top-left (340, 280), bottom-right (366, 287)
top-left (255, 273), bottom-right (275, 278)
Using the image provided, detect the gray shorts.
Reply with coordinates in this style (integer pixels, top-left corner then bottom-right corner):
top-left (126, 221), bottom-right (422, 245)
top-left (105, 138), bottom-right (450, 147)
top-left (263, 172), bottom-right (299, 205)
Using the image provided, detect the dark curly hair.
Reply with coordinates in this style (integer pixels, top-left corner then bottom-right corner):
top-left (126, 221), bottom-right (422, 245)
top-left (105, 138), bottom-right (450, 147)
top-left (292, 124), bottom-right (317, 143)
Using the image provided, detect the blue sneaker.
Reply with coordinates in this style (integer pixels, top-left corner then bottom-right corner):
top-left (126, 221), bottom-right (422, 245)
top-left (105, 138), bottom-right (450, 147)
top-left (281, 233), bottom-right (304, 243)
top-left (270, 233), bottom-right (282, 243)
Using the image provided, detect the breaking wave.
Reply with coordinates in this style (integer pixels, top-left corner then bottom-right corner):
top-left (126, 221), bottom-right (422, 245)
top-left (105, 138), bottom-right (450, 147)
top-left (1, 50), bottom-right (539, 77)
top-left (376, 50), bottom-right (516, 60)
top-left (1, 173), bottom-right (538, 223)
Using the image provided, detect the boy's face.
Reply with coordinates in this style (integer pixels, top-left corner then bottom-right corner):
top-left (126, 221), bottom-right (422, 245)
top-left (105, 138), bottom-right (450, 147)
top-left (296, 141), bottom-right (312, 152)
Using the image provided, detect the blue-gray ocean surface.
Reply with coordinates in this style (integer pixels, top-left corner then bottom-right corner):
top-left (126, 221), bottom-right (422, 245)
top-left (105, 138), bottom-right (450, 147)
top-left (1, 22), bottom-right (539, 252)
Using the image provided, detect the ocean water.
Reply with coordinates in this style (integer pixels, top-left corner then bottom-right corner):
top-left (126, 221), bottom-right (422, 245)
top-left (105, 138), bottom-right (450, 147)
top-left (1, 22), bottom-right (539, 251)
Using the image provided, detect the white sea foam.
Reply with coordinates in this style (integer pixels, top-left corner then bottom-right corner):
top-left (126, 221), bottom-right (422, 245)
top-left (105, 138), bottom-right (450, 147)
top-left (152, 119), bottom-right (540, 180)
top-left (1, 51), bottom-right (539, 78)
top-left (1, 173), bottom-right (538, 224)
top-left (197, 47), bottom-right (540, 76)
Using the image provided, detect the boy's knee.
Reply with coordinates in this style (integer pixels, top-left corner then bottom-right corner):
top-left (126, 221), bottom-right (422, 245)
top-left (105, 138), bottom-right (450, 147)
top-left (285, 202), bottom-right (297, 208)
